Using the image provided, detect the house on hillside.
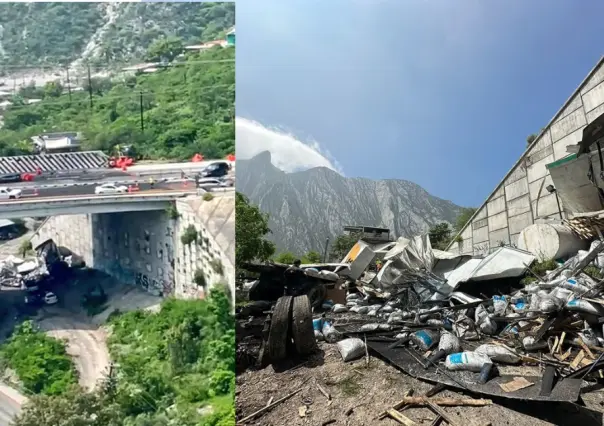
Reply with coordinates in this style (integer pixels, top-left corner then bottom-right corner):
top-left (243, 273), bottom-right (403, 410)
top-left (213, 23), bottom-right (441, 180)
top-left (226, 27), bottom-right (235, 46)
top-left (31, 132), bottom-right (82, 154)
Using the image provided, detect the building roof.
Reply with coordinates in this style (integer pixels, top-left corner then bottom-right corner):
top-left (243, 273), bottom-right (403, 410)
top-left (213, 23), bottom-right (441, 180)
top-left (226, 27), bottom-right (235, 35)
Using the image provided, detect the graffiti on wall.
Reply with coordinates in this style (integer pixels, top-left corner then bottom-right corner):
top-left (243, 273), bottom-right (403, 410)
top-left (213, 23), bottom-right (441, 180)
top-left (135, 272), bottom-right (173, 297)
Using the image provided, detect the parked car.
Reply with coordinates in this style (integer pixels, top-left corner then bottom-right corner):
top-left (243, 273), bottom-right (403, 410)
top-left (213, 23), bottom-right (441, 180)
top-left (0, 187), bottom-right (22, 200)
top-left (24, 290), bottom-right (58, 306)
top-left (94, 183), bottom-right (128, 195)
top-left (200, 161), bottom-right (230, 178)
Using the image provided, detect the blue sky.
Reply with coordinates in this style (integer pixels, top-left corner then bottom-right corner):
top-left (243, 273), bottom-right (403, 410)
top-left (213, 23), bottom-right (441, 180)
top-left (235, 0), bottom-right (604, 207)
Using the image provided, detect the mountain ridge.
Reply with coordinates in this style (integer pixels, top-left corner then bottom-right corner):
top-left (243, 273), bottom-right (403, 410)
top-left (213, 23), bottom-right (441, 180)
top-left (237, 151), bottom-right (464, 255)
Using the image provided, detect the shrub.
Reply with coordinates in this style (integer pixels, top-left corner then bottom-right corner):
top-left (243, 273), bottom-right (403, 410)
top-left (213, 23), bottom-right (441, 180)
top-left (193, 269), bottom-right (206, 288)
top-left (203, 192), bottom-right (214, 201)
top-left (210, 259), bottom-right (224, 275)
top-left (181, 225), bottom-right (198, 245)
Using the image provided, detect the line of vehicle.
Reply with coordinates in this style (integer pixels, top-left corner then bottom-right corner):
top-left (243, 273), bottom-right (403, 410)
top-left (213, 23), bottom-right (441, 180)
top-left (0, 189), bottom-right (196, 205)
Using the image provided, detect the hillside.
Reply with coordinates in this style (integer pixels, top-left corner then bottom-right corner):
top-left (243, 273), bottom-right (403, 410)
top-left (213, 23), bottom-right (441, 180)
top-left (0, 2), bottom-right (235, 67)
top-left (236, 151), bottom-right (463, 255)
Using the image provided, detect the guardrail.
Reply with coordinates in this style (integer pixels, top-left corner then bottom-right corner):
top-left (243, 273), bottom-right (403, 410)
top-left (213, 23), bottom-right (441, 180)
top-left (0, 191), bottom-right (195, 212)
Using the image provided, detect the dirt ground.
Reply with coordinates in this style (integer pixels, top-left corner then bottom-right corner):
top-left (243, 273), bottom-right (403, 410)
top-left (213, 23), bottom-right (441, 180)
top-left (236, 341), bottom-right (604, 426)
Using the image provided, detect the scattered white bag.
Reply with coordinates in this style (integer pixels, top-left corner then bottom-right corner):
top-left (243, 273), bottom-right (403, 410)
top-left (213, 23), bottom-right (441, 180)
top-left (359, 323), bottom-right (380, 332)
top-left (445, 352), bottom-right (492, 372)
top-left (337, 338), bottom-right (366, 362)
top-left (346, 293), bottom-right (361, 301)
top-left (522, 336), bottom-right (548, 351)
top-left (560, 278), bottom-right (590, 294)
top-left (322, 321), bottom-right (342, 343)
top-left (475, 344), bottom-right (519, 364)
top-left (314, 330), bottom-right (324, 341)
top-left (411, 330), bottom-right (440, 351)
top-left (438, 331), bottom-right (461, 354)
top-left (492, 296), bottom-right (507, 315)
top-left (332, 304), bottom-right (348, 313)
top-left (350, 306), bottom-right (369, 315)
top-left (566, 299), bottom-right (604, 316)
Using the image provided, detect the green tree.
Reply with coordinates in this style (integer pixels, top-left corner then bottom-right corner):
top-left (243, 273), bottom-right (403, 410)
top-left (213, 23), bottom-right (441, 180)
top-left (329, 233), bottom-right (360, 262)
top-left (428, 222), bottom-right (452, 250)
top-left (145, 36), bottom-right (184, 63)
top-left (302, 250), bottom-right (322, 264)
top-left (43, 81), bottom-right (63, 98)
top-left (526, 134), bottom-right (537, 145)
top-left (454, 207), bottom-right (477, 232)
top-left (235, 192), bottom-right (275, 267)
top-left (274, 251), bottom-right (297, 264)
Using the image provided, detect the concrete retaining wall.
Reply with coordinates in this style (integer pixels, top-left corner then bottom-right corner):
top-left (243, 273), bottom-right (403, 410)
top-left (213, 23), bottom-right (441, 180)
top-left (448, 57), bottom-right (604, 256)
top-left (30, 194), bottom-right (235, 301)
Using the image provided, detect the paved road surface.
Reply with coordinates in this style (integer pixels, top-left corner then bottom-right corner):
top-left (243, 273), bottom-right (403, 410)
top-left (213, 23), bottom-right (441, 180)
top-left (0, 382), bottom-right (26, 425)
top-left (5, 182), bottom-right (193, 201)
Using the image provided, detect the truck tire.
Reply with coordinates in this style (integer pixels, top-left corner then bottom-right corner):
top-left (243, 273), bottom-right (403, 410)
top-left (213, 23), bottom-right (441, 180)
top-left (292, 295), bottom-right (317, 356)
top-left (307, 285), bottom-right (327, 310)
top-left (267, 296), bottom-right (293, 362)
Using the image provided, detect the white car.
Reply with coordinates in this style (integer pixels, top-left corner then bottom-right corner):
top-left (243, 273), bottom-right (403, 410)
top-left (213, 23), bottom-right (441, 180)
top-left (0, 187), bottom-right (22, 200)
top-left (44, 291), bottom-right (58, 305)
top-left (197, 178), bottom-right (223, 189)
top-left (94, 183), bottom-right (128, 195)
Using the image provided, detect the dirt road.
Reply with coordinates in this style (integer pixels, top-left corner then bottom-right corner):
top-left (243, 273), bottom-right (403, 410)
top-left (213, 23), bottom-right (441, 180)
top-left (38, 311), bottom-right (111, 391)
top-left (236, 342), bottom-right (604, 426)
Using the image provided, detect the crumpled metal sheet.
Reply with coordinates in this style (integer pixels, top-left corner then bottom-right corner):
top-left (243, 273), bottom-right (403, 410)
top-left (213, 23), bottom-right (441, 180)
top-left (366, 340), bottom-right (582, 402)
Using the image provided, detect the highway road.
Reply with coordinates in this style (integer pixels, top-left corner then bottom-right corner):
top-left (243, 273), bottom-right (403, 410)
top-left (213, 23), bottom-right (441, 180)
top-left (9, 182), bottom-right (191, 200)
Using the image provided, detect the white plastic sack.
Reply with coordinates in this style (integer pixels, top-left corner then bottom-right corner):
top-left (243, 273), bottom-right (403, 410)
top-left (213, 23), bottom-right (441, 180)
top-left (322, 322), bottom-right (342, 343)
top-left (492, 295), bottom-right (507, 315)
top-left (346, 293), bottom-right (361, 301)
top-left (337, 338), bottom-right (366, 362)
top-left (475, 344), bottom-right (520, 364)
top-left (332, 304), bottom-right (348, 313)
top-left (522, 336), bottom-right (548, 351)
top-left (560, 278), bottom-right (590, 294)
top-left (350, 306), bottom-right (369, 315)
top-left (566, 299), bottom-right (604, 316)
top-left (445, 352), bottom-right (492, 372)
top-left (359, 323), bottom-right (380, 332)
top-left (367, 309), bottom-right (378, 317)
top-left (411, 330), bottom-right (440, 351)
top-left (438, 331), bottom-right (461, 353)
top-left (539, 295), bottom-right (563, 313)
top-left (319, 270), bottom-right (339, 281)
top-left (314, 330), bottom-right (324, 341)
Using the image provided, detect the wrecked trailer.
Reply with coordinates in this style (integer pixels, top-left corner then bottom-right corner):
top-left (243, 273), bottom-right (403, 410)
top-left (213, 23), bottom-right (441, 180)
top-left (241, 261), bottom-right (347, 308)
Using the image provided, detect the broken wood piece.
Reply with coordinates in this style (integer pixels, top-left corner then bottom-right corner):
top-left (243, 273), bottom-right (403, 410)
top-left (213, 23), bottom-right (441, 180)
top-left (558, 348), bottom-right (572, 362)
top-left (571, 350), bottom-right (586, 369)
top-left (378, 389), bottom-right (414, 419)
top-left (558, 332), bottom-right (566, 354)
top-left (298, 406), bottom-right (307, 418)
top-left (316, 382), bottom-right (331, 400)
top-left (392, 397), bottom-right (492, 407)
top-left (422, 397), bottom-right (460, 426)
top-left (266, 396), bottom-right (274, 407)
top-left (386, 409), bottom-right (417, 426)
top-left (579, 338), bottom-right (596, 359)
top-left (551, 336), bottom-right (559, 355)
top-left (429, 416), bottom-right (443, 426)
top-left (499, 377), bottom-right (534, 393)
top-left (364, 334), bottom-right (370, 366)
top-left (238, 386), bottom-right (305, 424)
top-left (321, 421), bottom-right (336, 426)
top-left (425, 383), bottom-right (446, 398)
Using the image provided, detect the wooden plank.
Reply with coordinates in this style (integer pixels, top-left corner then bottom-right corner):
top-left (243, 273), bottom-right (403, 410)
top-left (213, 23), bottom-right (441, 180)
top-left (570, 350), bottom-right (586, 369)
top-left (387, 409), bottom-right (417, 426)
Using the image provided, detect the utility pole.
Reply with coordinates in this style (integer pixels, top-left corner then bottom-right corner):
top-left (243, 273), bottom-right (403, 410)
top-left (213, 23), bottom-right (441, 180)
top-left (139, 91), bottom-right (144, 132)
top-left (323, 238), bottom-right (330, 263)
top-left (87, 64), bottom-right (93, 108)
top-left (65, 66), bottom-right (72, 103)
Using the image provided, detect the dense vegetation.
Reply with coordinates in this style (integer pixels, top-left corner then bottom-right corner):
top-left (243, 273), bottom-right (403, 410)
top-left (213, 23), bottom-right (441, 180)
top-left (428, 207), bottom-right (477, 250)
top-left (13, 290), bottom-right (235, 426)
top-left (0, 2), bottom-right (235, 66)
top-left (235, 192), bottom-right (276, 268)
top-left (0, 321), bottom-right (77, 396)
top-left (0, 45), bottom-right (235, 160)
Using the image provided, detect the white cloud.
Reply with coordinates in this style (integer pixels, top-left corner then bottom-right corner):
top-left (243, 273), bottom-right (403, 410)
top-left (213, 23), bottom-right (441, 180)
top-left (236, 117), bottom-right (344, 174)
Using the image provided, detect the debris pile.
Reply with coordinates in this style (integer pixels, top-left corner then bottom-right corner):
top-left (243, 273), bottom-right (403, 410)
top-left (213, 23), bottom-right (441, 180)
top-left (307, 233), bottom-right (604, 402)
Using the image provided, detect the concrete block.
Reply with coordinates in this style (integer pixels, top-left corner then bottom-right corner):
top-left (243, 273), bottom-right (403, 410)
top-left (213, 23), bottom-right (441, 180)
top-left (492, 185), bottom-right (505, 200)
top-left (509, 211), bottom-right (532, 235)
top-left (474, 207), bottom-right (487, 221)
top-left (530, 129), bottom-right (553, 153)
top-left (587, 102), bottom-right (604, 124)
top-left (527, 154), bottom-right (554, 183)
top-left (550, 107), bottom-right (587, 143)
top-left (487, 195), bottom-right (506, 216)
top-left (488, 211), bottom-right (508, 232)
top-left (505, 178), bottom-right (529, 201)
top-left (473, 241), bottom-right (490, 256)
top-left (473, 225), bottom-right (489, 244)
top-left (557, 95), bottom-right (583, 121)
top-left (582, 80), bottom-right (604, 113)
top-left (489, 227), bottom-right (510, 248)
top-left (529, 175), bottom-right (553, 201)
top-left (581, 63), bottom-right (604, 95)
top-left (552, 127), bottom-right (583, 160)
top-left (532, 193), bottom-right (560, 219)
top-left (507, 194), bottom-right (531, 218)
top-left (461, 227), bottom-right (472, 245)
top-left (510, 232), bottom-right (520, 248)
top-left (506, 164), bottom-right (527, 185)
